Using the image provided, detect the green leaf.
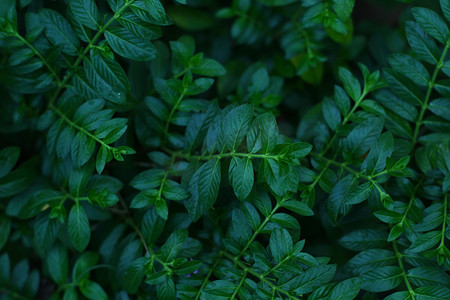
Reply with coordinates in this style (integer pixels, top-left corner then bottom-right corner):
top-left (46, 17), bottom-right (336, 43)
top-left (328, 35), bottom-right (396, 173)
top-left (361, 266), bottom-right (402, 292)
top-left (343, 117), bottom-right (384, 158)
top-left (361, 132), bottom-right (394, 175)
top-left (0, 215), bottom-right (11, 250)
top-left (322, 97), bottom-right (341, 131)
top-left (47, 245), bottom-right (68, 285)
top-left (79, 280), bottom-right (108, 300)
top-left (281, 200), bottom-right (314, 216)
top-left (0, 167), bottom-right (35, 198)
top-left (229, 157), bottom-right (254, 200)
top-left (105, 27), bottom-right (157, 61)
top-left (0, 146), bottom-right (20, 178)
top-left (409, 231), bottom-right (441, 253)
top-left (338, 67), bottom-right (361, 101)
top-left (328, 277), bottom-right (361, 300)
top-left (118, 12), bottom-right (162, 40)
top-left (327, 174), bottom-right (358, 225)
top-left (270, 228), bottom-right (293, 262)
top-left (346, 249), bottom-right (396, 275)
top-left (68, 0), bottom-right (100, 30)
top-left (405, 21), bottom-right (440, 64)
top-left (282, 265), bottom-right (336, 294)
top-left (142, 0), bottom-right (166, 24)
top-left (332, 0), bottom-right (355, 20)
top-left (191, 58), bottom-right (226, 77)
top-left (0, 253), bottom-right (10, 285)
top-left (186, 158), bottom-right (221, 221)
top-left (39, 9), bottom-right (79, 56)
top-left (414, 286), bottom-right (450, 299)
top-left (159, 229), bottom-right (188, 262)
top-left (84, 54), bottom-right (129, 104)
top-left (429, 98), bottom-right (450, 121)
top-left (68, 203), bottom-right (90, 252)
top-left (124, 257), bottom-right (147, 293)
top-left (339, 229), bottom-right (388, 251)
top-left (407, 266), bottom-right (450, 287)
top-left (411, 7), bottom-right (449, 44)
top-left (388, 53), bottom-right (430, 86)
top-left (441, 0), bottom-right (450, 22)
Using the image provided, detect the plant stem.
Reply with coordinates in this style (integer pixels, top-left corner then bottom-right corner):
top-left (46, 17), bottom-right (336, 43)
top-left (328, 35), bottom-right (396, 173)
top-left (163, 146), bottom-right (281, 162)
top-left (48, 0), bottom-right (135, 106)
top-left (411, 42), bottom-right (450, 148)
top-left (236, 196), bottom-right (287, 260)
top-left (14, 33), bottom-right (62, 86)
top-left (222, 251), bottom-right (299, 300)
top-left (392, 240), bottom-right (416, 299)
top-left (162, 89), bottom-right (186, 146)
top-left (49, 103), bottom-right (112, 151)
top-left (194, 253), bottom-right (223, 300)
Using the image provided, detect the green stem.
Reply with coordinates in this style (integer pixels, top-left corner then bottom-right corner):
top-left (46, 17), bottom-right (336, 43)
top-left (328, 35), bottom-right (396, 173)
top-left (164, 146), bottom-right (281, 162)
top-left (48, 0), bottom-right (135, 106)
top-left (236, 196), bottom-right (287, 260)
top-left (319, 90), bottom-right (368, 156)
top-left (14, 33), bottom-right (62, 86)
top-left (392, 240), bottom-right (416, 300)
top-left (230, 269), bottom-right (247, 300)
top-left (49, 103), bottom-right (112, 151)
top-left (412, 42), bottom-right (450, 148)
top-left (162, 90), bottom-right (186, 146)
top-left (222, 251), bottom-right (299, 300)
top-left (310, 152), bottom-right (384, 185)
top-left (194, 254), bottom-right (223, 300)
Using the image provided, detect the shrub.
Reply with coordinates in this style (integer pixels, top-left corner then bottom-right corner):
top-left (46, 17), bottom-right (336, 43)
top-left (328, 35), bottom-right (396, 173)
top-left (0, 0), bottom-right (449, 299)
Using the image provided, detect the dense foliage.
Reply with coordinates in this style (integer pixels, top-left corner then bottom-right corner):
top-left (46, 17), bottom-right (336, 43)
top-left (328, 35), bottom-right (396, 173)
top-left (1, 0), bottom-right (450, 299)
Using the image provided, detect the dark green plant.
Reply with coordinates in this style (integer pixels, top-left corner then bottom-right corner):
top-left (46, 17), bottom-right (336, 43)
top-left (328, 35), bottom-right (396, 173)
top-left (0, 0), bottom-right (449, 299)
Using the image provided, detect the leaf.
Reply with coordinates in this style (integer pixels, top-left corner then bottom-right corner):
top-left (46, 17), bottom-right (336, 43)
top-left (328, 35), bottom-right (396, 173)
top-left (270, 228), bottom-right (293, 262)
top-left (118, 12), bottom-right (162, 40)
top-left (186, 158), bottom-right (221, 221)
top-left (105, 27), bottom-right (157, 61)
top-left (281, 200), bottom-right (314, 216)
top-left (68, 203), bottom-right (90, 252)
top-left (411, 7), bottom-right (450, 44)
top-left (159, 229), bottom-right (188, 262)
top-left (441, 0), bottom-right (450, 22)
top-left (0, 146), bottom-right (20, 178)
top-left (79, 280), bottom-right (108, 300)
top-left (191, 58), bottom-right (226, 77)
top-left (84, 54), bottom-right (129, 104)
top-left (39, 9), bottom-right (79, 56)
top-left (429, 98), bottom-right (450, 121)
top-left (409, 231), bottom-right (441, 253)
top-left (361, 132), bottom-right (394, 175)
top-left (388, 53), bottom-right (430, 86)
top-left (405, 21), bottom-right (440, 64)
top-left (327, 174), bottom-right (358, 225)
top-left (68, 0), bottom-right (100, 30)
top-left (361, 266), bottom-right (402, 292)
top-left (338, 67), bottom-right (361, 101)
top-left (229, 157), bottom-right (254, 200)
top-left (328, 277), bottom-right (361, 300)
top-left (339, 229), bottom-right (388, 251)
top-left (281, 265), bottom-right (336, 294)
top-left (0, 215), bottom-right (11, 250)
top-left (343, 117), bottom-right (384, 158)
top-left (332, 0), bottom-right (355, 20)
top-left (322, 97), bottom-right (341, 131)
top-left (47, 245), bottom-right (68, 285)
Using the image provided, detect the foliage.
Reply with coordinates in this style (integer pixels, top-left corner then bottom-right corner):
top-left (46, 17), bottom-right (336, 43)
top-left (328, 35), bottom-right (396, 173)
top-left (0, 0), bottom-right (450, 299)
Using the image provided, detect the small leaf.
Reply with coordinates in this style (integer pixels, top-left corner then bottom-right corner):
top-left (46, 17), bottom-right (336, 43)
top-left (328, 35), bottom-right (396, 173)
top-left (68, 203), bottom-right (90, 252)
